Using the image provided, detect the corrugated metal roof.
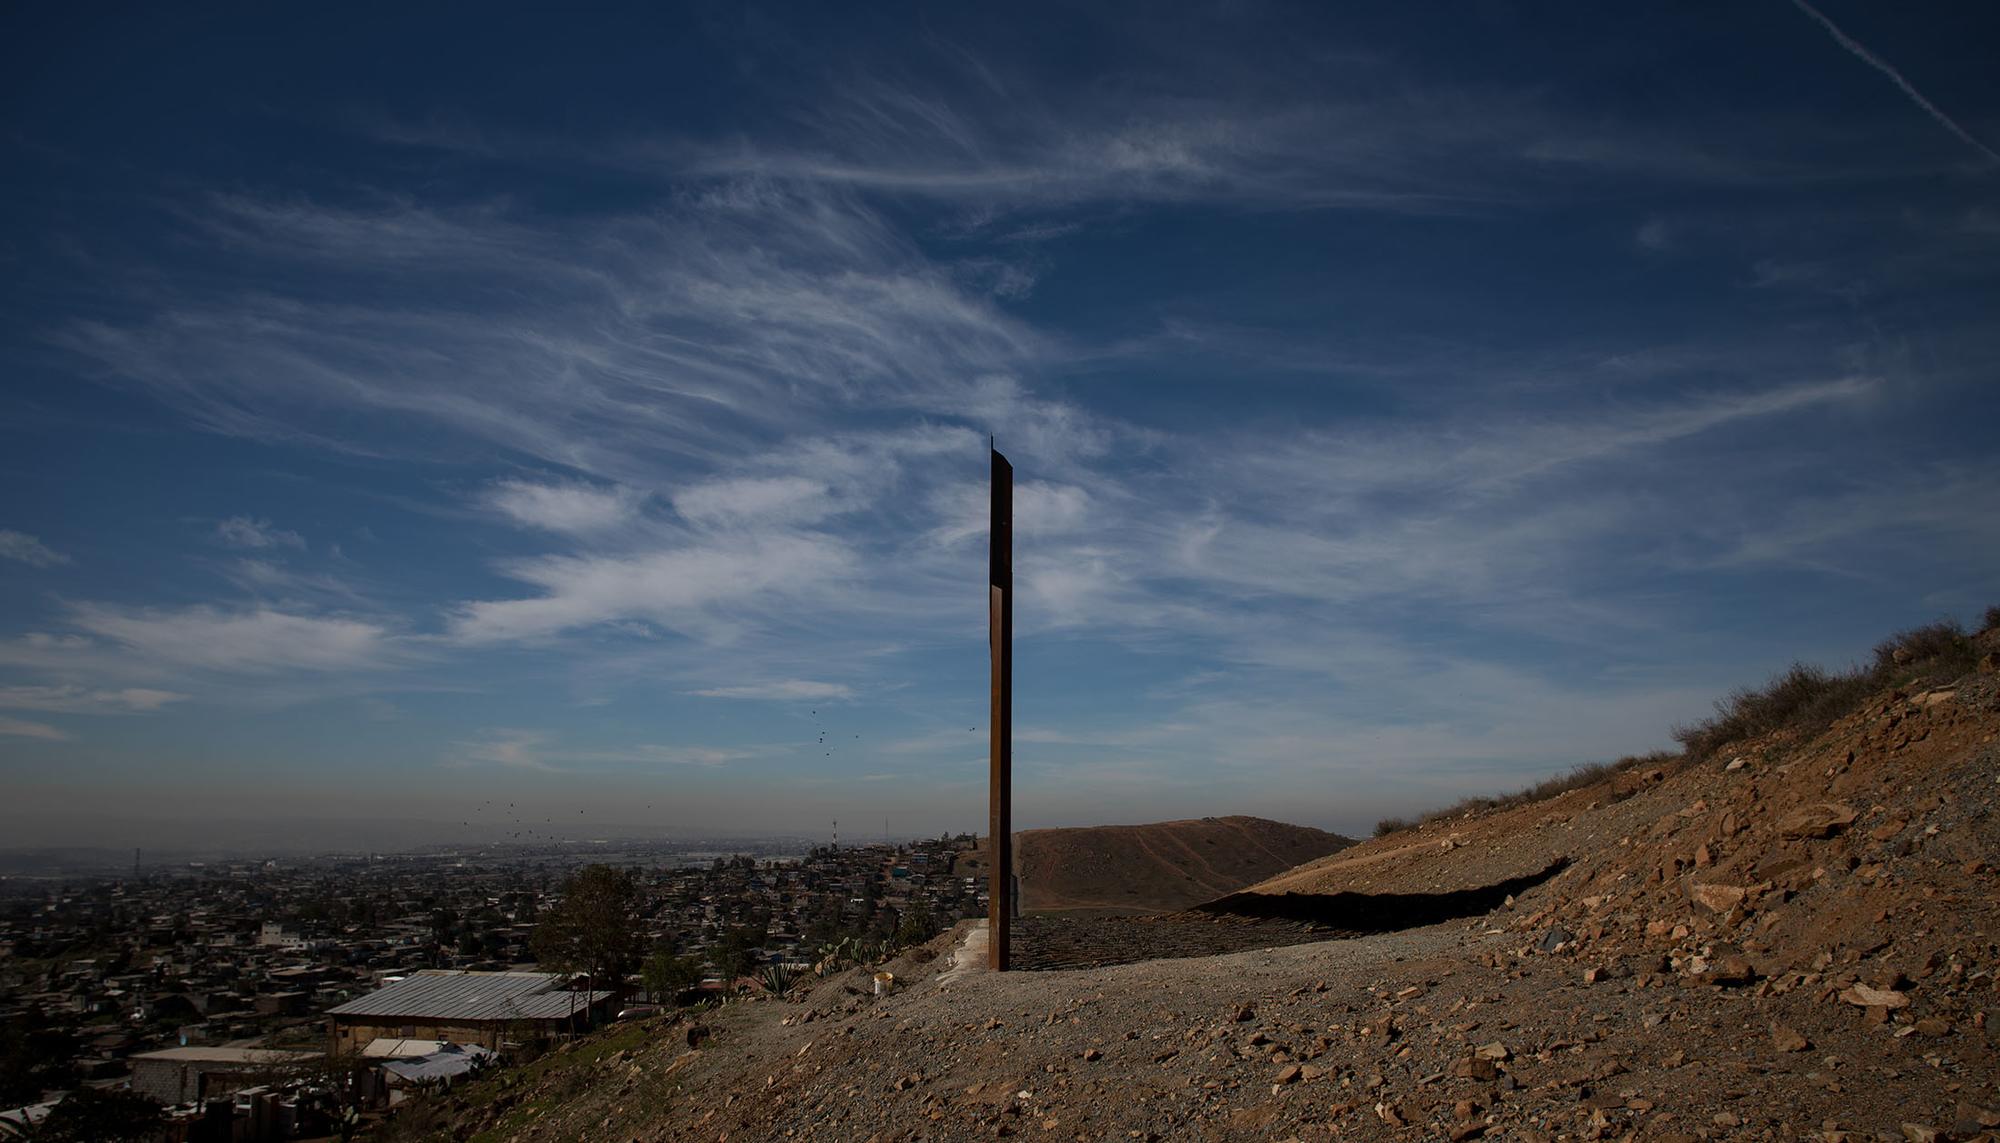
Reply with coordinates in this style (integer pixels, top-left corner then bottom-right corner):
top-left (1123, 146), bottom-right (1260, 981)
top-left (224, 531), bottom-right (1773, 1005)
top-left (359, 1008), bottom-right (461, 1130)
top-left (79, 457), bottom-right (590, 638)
top-left (327, 970), bottom-right (609, 1022)
top-left (361, 1037), bottom-right (454, 1058)
top-left (381, 1043), bottom-right (494, 1083)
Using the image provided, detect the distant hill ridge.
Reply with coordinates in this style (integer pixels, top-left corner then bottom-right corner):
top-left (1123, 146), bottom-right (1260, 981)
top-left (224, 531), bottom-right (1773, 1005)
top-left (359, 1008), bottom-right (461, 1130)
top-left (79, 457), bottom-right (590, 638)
top-left (1007, 814), bottom-right (1355, 915)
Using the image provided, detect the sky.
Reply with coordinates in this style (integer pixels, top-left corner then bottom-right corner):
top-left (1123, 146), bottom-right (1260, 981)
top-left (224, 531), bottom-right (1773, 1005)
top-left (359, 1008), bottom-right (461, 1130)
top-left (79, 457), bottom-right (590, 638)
top-left (3, 1), bottom-right (1998, 851)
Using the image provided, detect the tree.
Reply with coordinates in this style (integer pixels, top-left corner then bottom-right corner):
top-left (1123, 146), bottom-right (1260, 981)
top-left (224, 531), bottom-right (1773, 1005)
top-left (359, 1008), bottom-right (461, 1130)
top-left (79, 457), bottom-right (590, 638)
top-left (36, 1087), bottom-right (165, 1142)
top-left (530, 864), bottom-right (642, 1001)
top-left (895, 897), bottom-right (935, 948)
top-left (640, 949), bottom-right (703, 1005)
top-left (0, 1016), bottom-right (77, 1106)
top-left (711, 925), bottom-right (765, 985)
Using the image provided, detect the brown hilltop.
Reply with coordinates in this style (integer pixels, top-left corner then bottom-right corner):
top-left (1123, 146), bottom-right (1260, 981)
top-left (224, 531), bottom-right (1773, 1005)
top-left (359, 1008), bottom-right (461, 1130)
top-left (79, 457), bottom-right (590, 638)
top-left (954, 814), bottom-right (1355, 916)
top-left (398, 614), bottom-right (2000, 1142)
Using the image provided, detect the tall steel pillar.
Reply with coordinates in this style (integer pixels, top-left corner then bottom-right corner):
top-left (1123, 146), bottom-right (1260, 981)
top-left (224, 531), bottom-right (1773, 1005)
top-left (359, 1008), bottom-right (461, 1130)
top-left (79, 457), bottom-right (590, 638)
top-left (988, 447), bottom-right (1013, 971)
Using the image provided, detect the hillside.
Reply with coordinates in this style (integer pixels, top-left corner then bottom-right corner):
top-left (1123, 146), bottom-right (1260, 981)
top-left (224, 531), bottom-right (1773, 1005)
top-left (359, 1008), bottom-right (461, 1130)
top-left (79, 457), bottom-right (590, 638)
top-left (957, 815), bottom-right (1355, 916)
top-left (393, 616), bottom-right (2000, 1142)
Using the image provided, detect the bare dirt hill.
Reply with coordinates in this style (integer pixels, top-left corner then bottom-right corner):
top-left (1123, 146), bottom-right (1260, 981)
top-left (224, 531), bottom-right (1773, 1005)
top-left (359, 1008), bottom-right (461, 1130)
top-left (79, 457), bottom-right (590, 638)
top-left (396, 621), bottom-right (2000, 1142)
top-left (990, 815), bottom-right (1356, 915)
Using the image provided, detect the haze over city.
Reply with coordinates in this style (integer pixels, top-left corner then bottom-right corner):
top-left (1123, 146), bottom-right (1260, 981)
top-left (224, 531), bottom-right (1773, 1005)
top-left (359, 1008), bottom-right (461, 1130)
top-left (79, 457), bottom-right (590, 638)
top-left (4, 1), bottom-right (1999, 852)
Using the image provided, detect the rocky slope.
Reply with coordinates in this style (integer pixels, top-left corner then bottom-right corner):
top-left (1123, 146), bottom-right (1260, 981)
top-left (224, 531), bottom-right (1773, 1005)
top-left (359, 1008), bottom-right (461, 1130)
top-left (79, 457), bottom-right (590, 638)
top-left (398, 626), bottom-right (2000, 1143)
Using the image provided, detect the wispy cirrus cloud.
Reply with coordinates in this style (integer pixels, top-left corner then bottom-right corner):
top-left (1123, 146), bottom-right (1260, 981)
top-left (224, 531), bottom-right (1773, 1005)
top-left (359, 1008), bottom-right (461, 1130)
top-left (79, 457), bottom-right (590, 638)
top-left (0, 530), bottom-right (70, 568)
top-left (215, 516), bottom-right (305, 550)
top-left (67, 604), bottom-right (395, 673)
top-left (0, 684), bottom-right (189, 714)
top-left (692, 679), bottom-right (854, 702)
top-left (445, 729), bottom-right (553, 771)
top-left (351, 33), bottom-right (1952, 235)
top-left (61, 183), bottom-right (1042, 486)
top-left (0, 717), bottom-right (69, 741)
top-left (36, 159), bottom-right (1973, 796)
top-left (446, 729), bottom-right (756, 771)
top-left (673, 476), bottom-right (832, 528)
top-left (216, 558), bottom-right (364, 606)
top-left (487, 477), bottom-right (647, 534)
top-left (449, 533), bottom-right (856, 645)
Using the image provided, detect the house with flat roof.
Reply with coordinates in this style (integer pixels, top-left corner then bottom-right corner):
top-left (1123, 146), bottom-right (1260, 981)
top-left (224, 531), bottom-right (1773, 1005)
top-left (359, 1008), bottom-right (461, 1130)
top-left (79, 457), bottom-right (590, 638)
top-left (128, 1045), bottom-right (320, 1106)
top-left (325, 970), bottom-right (611, 1053)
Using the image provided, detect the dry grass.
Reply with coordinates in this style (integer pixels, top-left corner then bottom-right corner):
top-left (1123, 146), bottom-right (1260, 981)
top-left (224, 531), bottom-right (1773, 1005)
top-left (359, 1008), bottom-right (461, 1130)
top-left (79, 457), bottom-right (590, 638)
top-left (1674, 617), bottom-right (1979, 759)
top-left (1373, 608), bottom-right (1995, 840)
top-left (1872, 620), bottom-right (1979, 674)
top-left (1669, 662), bottom-right (1876, 760)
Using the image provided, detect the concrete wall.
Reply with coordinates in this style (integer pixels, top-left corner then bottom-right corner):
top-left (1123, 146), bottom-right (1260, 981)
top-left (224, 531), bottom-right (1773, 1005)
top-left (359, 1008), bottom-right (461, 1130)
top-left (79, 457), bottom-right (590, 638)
top-left (330, 1018), bottom-right (511, 1053)
top-left (328, 1002), bottom-right (610, 1054)
top-left (130, 1057), bottom-right (289, 1106)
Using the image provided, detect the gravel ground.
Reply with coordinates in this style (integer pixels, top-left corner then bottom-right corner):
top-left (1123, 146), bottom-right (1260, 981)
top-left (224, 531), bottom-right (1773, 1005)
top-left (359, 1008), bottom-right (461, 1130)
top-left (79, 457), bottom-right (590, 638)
top-left (1012, 914), bottom-right (1365, 970)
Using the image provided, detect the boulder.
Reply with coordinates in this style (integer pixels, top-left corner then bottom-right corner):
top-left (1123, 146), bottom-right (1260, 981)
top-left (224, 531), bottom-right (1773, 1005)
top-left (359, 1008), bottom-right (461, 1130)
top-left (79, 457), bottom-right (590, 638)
top-left (1840, 983), bottom-right (1910, 1009)
top-left (1690, 883), bottom-right (1748, 913)
top-left (1778, 803), bottom-right (1858, 839)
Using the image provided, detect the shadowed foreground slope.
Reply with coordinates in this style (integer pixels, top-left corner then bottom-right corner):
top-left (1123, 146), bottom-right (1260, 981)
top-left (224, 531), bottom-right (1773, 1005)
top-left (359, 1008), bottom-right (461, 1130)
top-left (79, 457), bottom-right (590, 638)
top-left (1001, 815), bottom-right (1357, 915)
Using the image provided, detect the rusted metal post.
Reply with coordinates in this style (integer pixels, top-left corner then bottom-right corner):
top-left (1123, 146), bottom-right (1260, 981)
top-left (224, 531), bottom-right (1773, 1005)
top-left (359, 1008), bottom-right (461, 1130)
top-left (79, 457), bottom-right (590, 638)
top-left (989, 447), bottom-right (1013, 971)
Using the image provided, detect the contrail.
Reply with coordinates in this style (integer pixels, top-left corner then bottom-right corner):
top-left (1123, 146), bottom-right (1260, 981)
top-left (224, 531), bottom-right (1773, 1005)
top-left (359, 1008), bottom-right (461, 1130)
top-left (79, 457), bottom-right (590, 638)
top-left (1788, 0), bottom-right (2000, 166)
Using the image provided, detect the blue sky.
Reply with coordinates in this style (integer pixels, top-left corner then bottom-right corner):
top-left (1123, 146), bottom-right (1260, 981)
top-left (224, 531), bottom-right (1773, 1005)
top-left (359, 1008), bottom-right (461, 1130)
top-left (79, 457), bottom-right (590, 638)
top-left (3, 1), bottom-right (1998, 849)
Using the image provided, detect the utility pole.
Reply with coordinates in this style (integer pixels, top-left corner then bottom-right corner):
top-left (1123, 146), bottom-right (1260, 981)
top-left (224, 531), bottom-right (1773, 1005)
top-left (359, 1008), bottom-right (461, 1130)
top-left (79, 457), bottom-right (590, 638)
top-left (988, 446), bottom-right (1013, 970)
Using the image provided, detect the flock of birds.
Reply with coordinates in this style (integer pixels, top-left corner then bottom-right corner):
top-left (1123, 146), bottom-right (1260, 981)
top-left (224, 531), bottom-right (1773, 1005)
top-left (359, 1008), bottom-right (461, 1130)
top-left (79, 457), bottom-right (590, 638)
top-left (813, 708), bottom-right (869, 756)
top-left (459, 799), bottom-right (659, 841)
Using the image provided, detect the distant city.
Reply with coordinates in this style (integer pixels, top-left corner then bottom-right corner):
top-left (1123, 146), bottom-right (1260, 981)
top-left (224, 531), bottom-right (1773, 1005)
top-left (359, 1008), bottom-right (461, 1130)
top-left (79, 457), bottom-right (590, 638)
top-left (0, 833), bottom-right (979, 1136)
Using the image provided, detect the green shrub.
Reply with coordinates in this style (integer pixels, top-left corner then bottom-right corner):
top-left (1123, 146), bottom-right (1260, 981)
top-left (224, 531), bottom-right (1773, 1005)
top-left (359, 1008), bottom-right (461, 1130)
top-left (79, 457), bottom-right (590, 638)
top-left (758, 962), bottom-right (795, 996)
top-left (1372, 817), bottom-right (1411, 838)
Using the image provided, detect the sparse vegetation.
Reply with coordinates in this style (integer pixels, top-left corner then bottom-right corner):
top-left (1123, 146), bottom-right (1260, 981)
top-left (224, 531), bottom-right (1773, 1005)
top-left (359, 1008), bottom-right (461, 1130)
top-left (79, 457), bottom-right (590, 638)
top-left (1427, 751), bottom-right (1685, 826)
top-left (1675, 616), bottom-right (1982, 760)
top-left (894, 897), bottom-right (935, 947)
top-left (1671, 662), bottom-right (1873, 759)
top-left (445, 1020), bottom-right (659, 1143)
top-left (1370, 609), bottom-right (1995, 840)
top-left (1872, 620), bottom-right (1979, 676)
top-left (758, 962), bottom-right (796, 995)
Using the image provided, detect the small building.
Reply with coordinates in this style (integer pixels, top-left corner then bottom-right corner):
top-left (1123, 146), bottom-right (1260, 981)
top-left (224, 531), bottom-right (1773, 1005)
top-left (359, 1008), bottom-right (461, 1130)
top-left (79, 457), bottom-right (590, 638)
top-left (325, 970), bottom-right (610, 1053)
top-left (377, 1042), bottom-right (495, 1103)
top-left (129, 1045), bottom-right (320, 1106)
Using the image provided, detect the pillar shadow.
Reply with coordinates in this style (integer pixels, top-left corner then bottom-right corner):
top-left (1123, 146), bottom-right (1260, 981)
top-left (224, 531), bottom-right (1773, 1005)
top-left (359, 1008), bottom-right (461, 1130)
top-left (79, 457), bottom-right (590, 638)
top-left (1194, 858), bottom-right (1570, 932)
